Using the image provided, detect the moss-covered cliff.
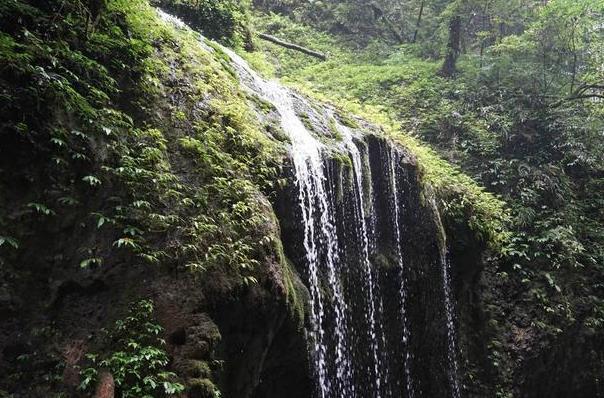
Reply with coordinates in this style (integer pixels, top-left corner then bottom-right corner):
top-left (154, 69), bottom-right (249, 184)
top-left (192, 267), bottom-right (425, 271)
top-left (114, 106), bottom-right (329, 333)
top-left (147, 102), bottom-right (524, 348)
top-left (0, 1), bottom-right (307, 396)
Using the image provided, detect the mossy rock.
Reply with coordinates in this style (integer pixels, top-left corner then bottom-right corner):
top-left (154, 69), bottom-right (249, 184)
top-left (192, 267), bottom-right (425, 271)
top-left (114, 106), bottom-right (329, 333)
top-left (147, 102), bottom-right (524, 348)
top-left (338, 112), bottom-right (360, 129)
top-left (188, 378), bottom-right (218, 398)
top-left (185, 360), bottom-right (213, 379)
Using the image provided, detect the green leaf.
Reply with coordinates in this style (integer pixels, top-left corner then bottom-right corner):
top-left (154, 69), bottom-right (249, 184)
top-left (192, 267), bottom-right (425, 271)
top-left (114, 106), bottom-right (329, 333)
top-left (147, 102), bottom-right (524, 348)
top-left (26, 202), bottom-right (56, 216)
top-left (50, 137), bottom-right (66, 147)
top-left (82, 175), bottom-right (102, 186)
top-left (0, 236), bottom-right (19, 249)
top-left (80, 257), bottom-right (103, 268)
top-left (58, 196), bottom-right (80, 206)
top-left (113, 238), bottom-right (140, 250)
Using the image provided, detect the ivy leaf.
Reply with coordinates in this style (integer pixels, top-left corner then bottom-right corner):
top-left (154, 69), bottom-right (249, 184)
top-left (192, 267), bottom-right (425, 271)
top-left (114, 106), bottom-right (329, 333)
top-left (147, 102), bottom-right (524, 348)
top-left (0, 236), bottom-right (19, 249)
top-left (27, 202), bottom-right (56, 216)
top-left (82, 175), bottom-right (102, 186)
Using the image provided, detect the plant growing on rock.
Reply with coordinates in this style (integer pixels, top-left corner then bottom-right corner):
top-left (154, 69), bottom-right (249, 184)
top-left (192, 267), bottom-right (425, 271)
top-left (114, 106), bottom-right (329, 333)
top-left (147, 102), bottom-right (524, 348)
top-left (79, 300), bottom-right (184, 397)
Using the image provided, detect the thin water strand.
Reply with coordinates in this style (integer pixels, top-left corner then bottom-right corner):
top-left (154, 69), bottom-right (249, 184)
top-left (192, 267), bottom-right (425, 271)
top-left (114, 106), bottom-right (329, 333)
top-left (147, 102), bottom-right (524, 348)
top-left (388, 147), bottom-right (415, 398)
top-left (428, 194), bottom-right (462, 398)
top-left (441, 249), bottom-right (461, 398)
top-left (338, 120), bottom-right (385, 397)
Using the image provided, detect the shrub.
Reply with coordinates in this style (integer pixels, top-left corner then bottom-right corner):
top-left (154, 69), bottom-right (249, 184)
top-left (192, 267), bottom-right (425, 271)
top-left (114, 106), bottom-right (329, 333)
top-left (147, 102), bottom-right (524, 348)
top-left (80, 300), bottom-right (185, 397)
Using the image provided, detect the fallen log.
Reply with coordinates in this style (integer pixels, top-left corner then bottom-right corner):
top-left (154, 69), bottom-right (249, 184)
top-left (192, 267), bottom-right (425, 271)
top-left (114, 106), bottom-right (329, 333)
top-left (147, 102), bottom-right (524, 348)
top-left (258, 33), bottom-right (327, 61)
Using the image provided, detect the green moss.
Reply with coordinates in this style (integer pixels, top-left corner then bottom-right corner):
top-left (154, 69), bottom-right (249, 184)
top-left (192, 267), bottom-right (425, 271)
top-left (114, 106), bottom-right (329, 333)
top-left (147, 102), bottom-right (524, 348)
top-left (188, 378), bottom-right (218, 398)
top-left (0, 0), bottom-right (291, 395)
top-left (298, 111), bottom-right (314, 133)
top-left (338, 112), bottom-right (360, 129)
top-left (327, 117), bottom-right (343, 141)
top-left (371, 251), bottom-right (398, 270)
top-left (0, 0), bottom-right (288, 290)
top-left (332, 151), bottom-right (353, 169)
top-left (185, 360), bottom-right (213, 379)
top-left (265, 121), bottom-right (290, 143)
top-left (247, 92), bottom-right (276, 114)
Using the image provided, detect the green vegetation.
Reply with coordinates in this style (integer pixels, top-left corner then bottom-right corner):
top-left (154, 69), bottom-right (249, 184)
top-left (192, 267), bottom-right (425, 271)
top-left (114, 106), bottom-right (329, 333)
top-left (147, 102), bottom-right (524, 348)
top-left (80, 300), bottom-right (185, 396)
top-left (0, 0), bottom-right (285, 284)
top-left (0, 0), bottom-right (293, 395)
top-left (1, 0), bottom-right (602, 396)
top-left (252, 12), bottom-right (510, 250)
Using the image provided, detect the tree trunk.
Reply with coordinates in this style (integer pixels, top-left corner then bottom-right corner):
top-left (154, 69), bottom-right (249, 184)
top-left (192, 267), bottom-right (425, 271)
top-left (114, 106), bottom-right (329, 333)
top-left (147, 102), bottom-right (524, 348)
top-left (412, 0), bottom-right (426, 43)
top-left (439, 15), bottom-right (462, 77)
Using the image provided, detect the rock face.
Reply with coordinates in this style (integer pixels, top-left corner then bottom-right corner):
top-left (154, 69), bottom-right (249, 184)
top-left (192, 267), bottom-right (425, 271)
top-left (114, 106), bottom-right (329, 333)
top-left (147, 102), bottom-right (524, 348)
top-left (0, 6), bottom-right (308, 397)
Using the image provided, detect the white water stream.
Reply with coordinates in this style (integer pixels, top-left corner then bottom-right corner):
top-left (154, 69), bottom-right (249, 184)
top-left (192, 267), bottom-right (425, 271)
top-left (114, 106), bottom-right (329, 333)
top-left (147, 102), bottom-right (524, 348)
top-left (388, 147), bottom-right (415, 398)
top-left (338, 120), bottom-right (387, 396)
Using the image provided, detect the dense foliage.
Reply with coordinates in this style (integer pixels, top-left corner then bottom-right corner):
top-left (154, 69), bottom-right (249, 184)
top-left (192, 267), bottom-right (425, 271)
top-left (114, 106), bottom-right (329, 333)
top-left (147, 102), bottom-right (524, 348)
top-left (0, 0), bottom-right (281, 287)
top-left (0, 0), bottom-right (285, 395)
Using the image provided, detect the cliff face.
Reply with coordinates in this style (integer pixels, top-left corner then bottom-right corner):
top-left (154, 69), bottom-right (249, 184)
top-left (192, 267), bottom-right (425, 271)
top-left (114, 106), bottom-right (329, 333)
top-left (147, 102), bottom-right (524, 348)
top-left (275, 135), bottom-right (458, 397)
top-left (0, 2), bottom-right (496, 398)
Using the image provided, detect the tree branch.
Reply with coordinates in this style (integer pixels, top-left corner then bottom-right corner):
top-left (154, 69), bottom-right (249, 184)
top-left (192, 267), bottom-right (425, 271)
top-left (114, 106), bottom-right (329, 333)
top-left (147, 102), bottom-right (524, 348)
top-left (258, 33), bottom-right (327, 60)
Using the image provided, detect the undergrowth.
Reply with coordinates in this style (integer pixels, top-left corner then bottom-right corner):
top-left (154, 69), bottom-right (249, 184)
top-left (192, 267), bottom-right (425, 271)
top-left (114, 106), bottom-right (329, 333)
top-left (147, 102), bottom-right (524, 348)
top-left (80, 300), bottom-right (185, 397)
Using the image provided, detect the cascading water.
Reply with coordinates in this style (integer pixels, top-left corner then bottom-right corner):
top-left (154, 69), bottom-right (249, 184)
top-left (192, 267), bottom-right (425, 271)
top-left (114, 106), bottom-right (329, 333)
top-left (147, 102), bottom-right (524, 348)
top-left (219, 46), bottom-right (355, 398)
top-left (387, 147), bottom-right (415, 398)
top-left (440, 248), bottom-right (462, 398)
top-left (158, 10), bottom-right (465, 398)
top-left (428, 194), bottom-right (462, 398)
top-left (337, 120), bottom-right (387, 396)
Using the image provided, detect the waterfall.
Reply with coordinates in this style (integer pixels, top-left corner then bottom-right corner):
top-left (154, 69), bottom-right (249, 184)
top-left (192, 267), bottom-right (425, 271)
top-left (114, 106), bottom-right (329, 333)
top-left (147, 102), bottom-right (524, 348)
top-left (220, 45), bottom-right (355, 398)
top-left (337, 120), bottom-right (388, 396)
top-left (441, 249), bottom-right (461, 398)
top-left (387, 147), bottom-right (415, 398)
top-left (429, 194), bottom-right (462, 398)
top-left (158, 10), bottom-right (466, 397)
